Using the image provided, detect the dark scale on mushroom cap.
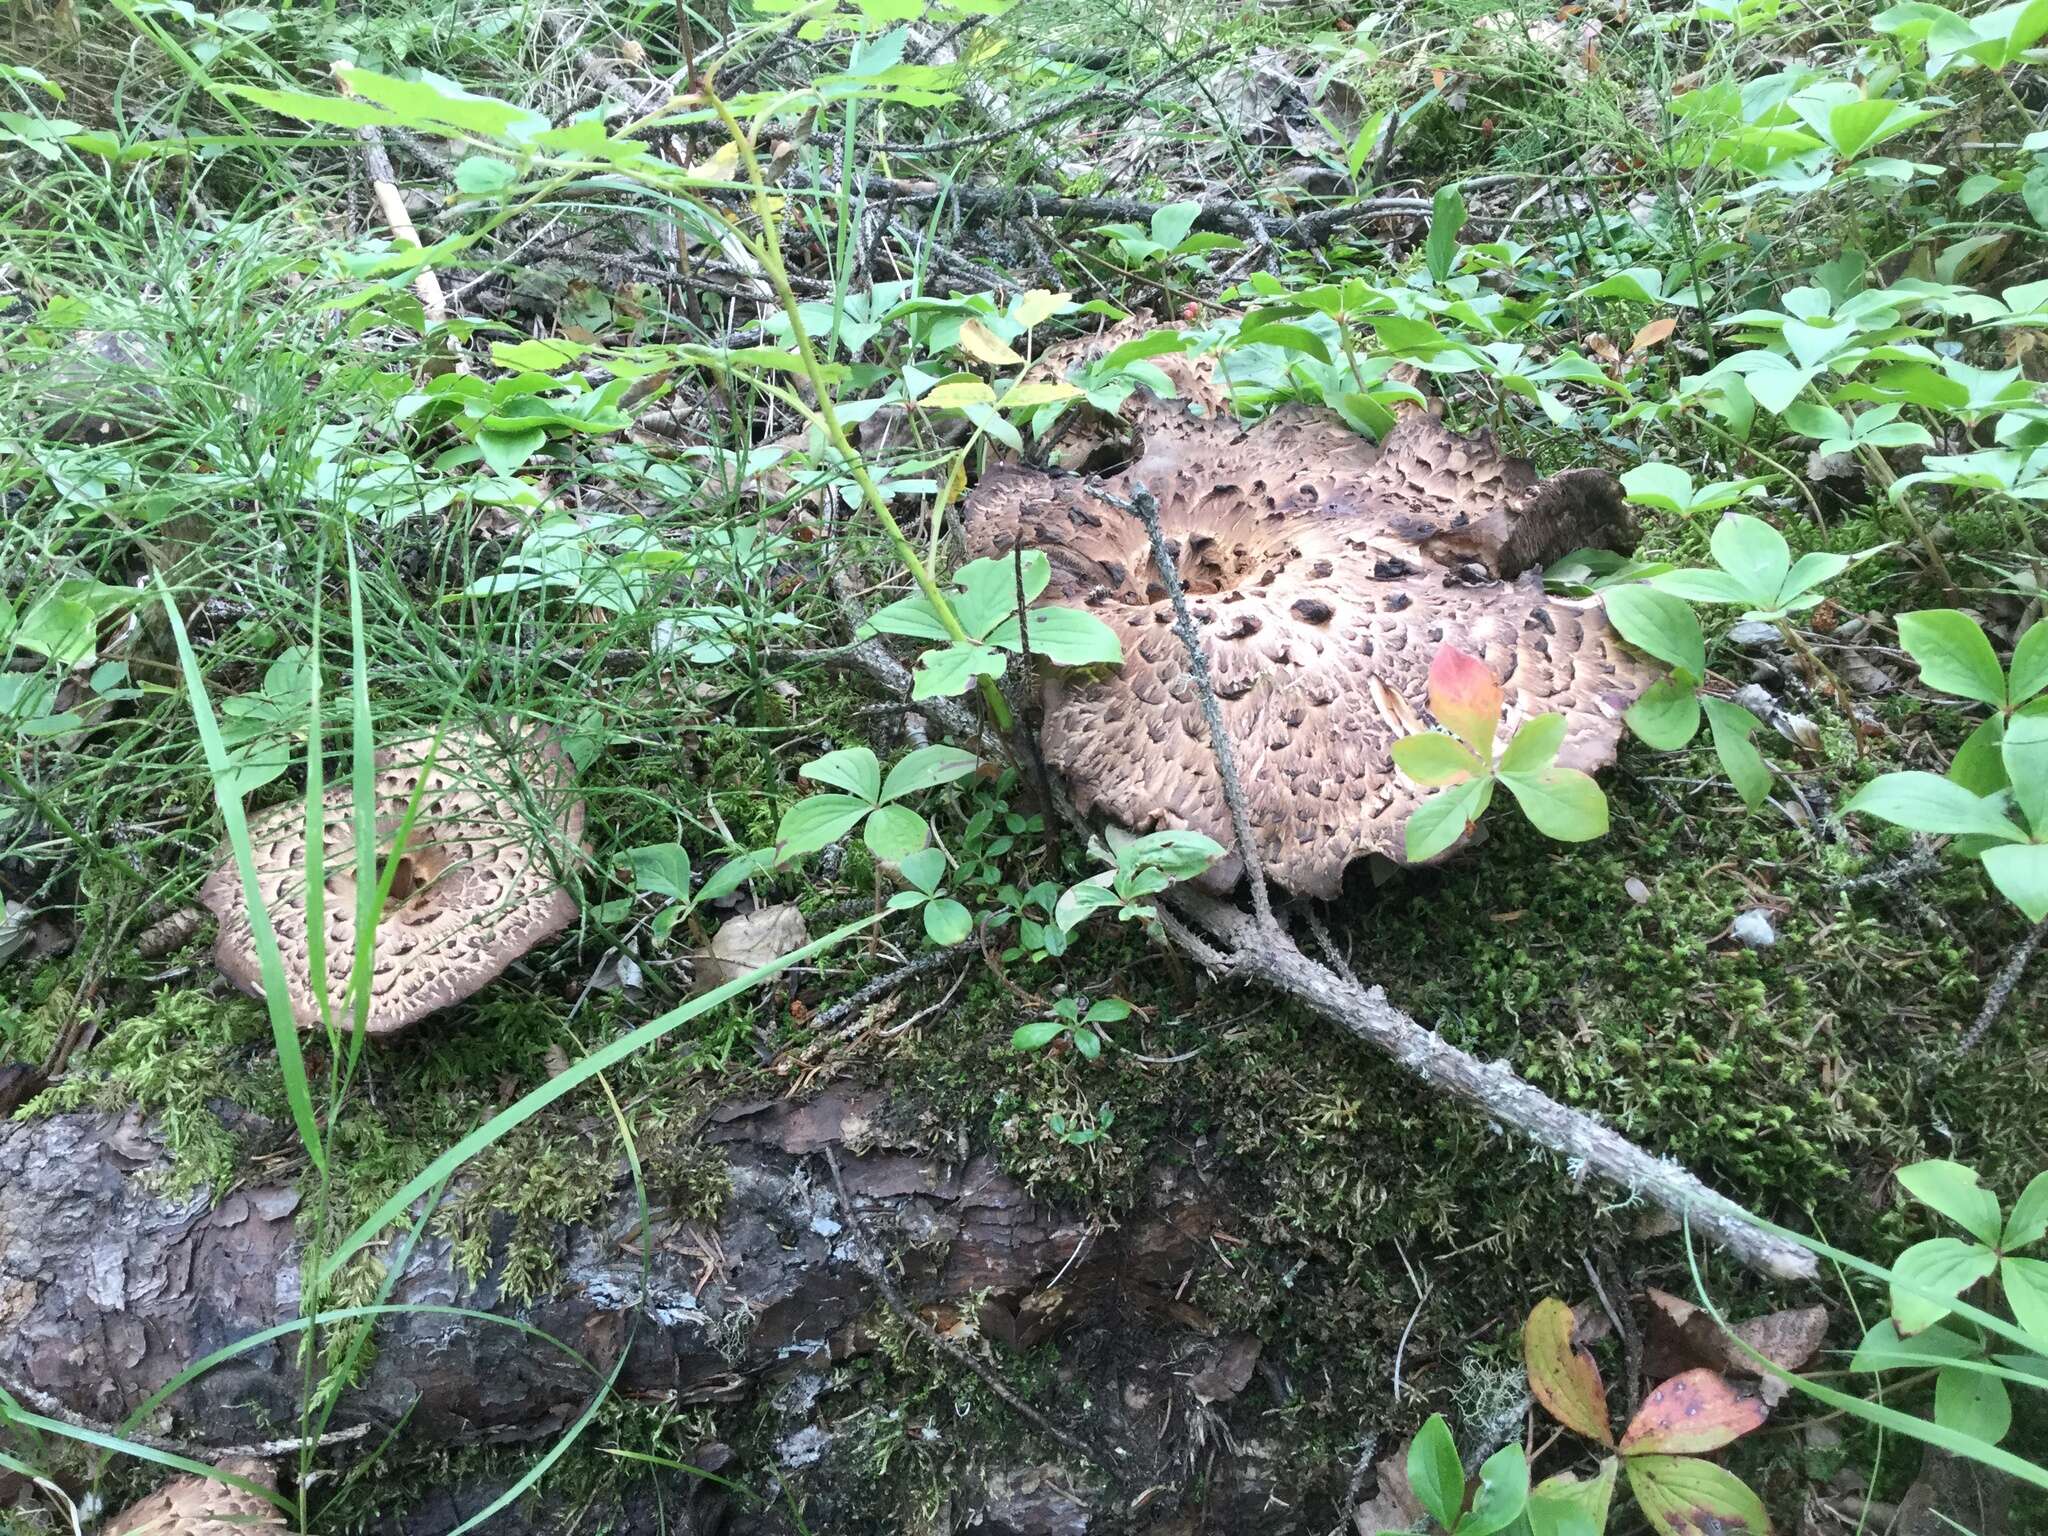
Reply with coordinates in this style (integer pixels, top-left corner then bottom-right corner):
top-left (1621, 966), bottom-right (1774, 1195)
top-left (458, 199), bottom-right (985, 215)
top-left (199, 727), bottom-right (586, 1035)
top-left (963, 323), bottom-right (1661, 898)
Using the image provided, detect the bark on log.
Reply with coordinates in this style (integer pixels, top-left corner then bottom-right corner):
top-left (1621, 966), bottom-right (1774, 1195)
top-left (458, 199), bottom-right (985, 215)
top-left (0, 1092), bottom-right (1308, 1529)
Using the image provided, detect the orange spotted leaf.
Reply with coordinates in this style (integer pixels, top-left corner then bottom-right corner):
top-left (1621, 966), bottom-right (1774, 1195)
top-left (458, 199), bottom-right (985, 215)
top-left (1524, 1298), bottom-right (1615, 1447)
top-left (1621, 1369), bottom-right (1768, 1456)
top-left (1427, 645), bottom-right (1504, 763)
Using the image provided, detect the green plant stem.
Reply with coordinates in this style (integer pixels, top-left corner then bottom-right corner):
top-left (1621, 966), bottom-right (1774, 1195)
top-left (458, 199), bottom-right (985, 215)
top-left (1853, 441), bottom-right (1958, 596)
top-left (704, 83), bottom-right (1014, 732)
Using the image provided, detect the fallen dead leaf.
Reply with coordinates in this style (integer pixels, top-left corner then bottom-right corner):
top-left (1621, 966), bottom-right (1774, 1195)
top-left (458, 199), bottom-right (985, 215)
top-left (1189, 1334), bottom-right (1262, 1403)
top-left (692, 903), bottom-right (810, 995)
top-left (1644, 1288), bottom-right (1826, 1408)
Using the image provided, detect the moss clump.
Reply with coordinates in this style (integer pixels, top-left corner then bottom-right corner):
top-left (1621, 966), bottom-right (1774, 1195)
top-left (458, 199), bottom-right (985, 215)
top-left (22, 987), bottom-right (273, 1200)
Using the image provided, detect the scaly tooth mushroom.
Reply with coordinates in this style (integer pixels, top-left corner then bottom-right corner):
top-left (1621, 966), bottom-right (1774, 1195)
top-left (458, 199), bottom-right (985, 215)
top-left (104, 1459), bottom-right (283, 1536)
top-left (961, 330), bottom-right (1661, 898)
top-left (199, 724), bottom-right (586, 1035)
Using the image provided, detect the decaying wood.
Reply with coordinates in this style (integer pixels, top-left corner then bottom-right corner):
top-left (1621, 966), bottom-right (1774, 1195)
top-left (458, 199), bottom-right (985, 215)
top-left (0, 1094), bottom-right (1306, 1525)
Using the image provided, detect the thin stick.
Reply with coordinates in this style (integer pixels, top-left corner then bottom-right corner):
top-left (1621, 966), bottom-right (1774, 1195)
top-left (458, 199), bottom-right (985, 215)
top-left (820, 1147), bottom-right (1117, 1479)
top-left (1108, 481), bottom-right (1277, 932)
top-left (0, 1365), bottom-right (371, 1460)
top-left (1958, 916), bottom-right (2048, 1055)
top-left (334, 67), bottom-right (449, 327)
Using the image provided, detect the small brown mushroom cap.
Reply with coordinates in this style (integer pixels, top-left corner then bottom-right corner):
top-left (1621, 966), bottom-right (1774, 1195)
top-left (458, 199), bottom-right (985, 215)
top-left (962, 336), bottom-right (1661, 898)
top-left (105, 1459), bottom-right (283, 1536)
top-left (198, 726), bottom-right (586, 1035)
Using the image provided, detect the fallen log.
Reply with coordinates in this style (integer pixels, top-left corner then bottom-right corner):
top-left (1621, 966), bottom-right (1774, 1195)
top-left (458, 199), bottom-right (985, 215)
top-left (0, 1092), bottom-right (1308, 1530)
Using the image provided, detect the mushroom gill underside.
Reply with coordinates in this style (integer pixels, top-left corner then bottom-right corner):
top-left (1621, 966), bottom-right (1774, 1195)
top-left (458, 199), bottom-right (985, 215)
top-left (961, 356), bottom-right (1663, 899)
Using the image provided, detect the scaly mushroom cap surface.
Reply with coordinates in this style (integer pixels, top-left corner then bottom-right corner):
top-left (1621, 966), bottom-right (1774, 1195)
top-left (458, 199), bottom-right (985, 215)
top-left (199, 726), bottom-right (585, 1035)
top-left (962, 330), bottom-right (1660, 898)
top-left (106, 1459), bottom-right (283, 1536)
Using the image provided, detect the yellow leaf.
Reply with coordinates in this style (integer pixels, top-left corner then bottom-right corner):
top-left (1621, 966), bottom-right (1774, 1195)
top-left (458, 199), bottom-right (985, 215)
top-left (957, 317), bottom-right (1025, 365)
top-left (999, 380), bottom-right (1084, 408)
top-left (1012, 289), bottom-right (1071, 328)
top-left (922, 379), bottom-right (997, 408)
top-left (692, 141), bottom-right (739, 182)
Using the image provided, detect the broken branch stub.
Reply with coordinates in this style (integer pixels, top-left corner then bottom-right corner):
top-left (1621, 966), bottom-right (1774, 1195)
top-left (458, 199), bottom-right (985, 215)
top-left (962, 331), bottom-right (1661, 896)
top-left (198, 726), bottom-right (585, 1036)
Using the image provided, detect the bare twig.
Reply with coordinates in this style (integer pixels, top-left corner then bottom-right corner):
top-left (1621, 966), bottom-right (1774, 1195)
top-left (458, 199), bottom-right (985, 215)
top-left (1958, 916), bottom-right (2048, 1055)
top-left (1103, 480), bottom-right (1277, 933)
top-left (804, 947), bottom-right (967, 1032)
top-left (820, 1146), bottom-right (1116, 1478)
top-left (0, 1364), bottom-right (372, 1460)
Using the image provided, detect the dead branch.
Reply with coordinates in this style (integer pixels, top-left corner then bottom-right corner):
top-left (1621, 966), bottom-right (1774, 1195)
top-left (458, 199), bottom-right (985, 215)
top-left (1958, 915), bottom-right (2048, 1055)
top-left (1166, 888), bottom-right (1817, 1281)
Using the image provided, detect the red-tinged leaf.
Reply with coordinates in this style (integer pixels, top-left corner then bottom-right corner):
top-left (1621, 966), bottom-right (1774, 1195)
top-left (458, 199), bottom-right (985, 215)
top-left (1524, 1297), bottom-right (1615, 1447)
top-left (1625, 1454), bottom-right (1772, 1536)
top-left (1620, 1369), bottom-right (1768, 1455)
top-left (1428, 644), bottom-right (1503, 762)
top-left (1631, 316), bottom-right (1679, 354)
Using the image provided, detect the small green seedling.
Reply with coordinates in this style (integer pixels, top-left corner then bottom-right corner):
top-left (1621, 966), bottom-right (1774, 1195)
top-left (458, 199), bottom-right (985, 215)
top-left (1092, 200), bottom-right (1242, 270)
top-left (1048, 1102), bottom-right (1115, 1147)
top-left (1375, 1412), bottom-right (1530, 1536)
top-left (621, 843), bottom-right (767, 942)
top-left (884, 847), bottom-right (974, 946)
top-left (1054, 829), bottom-right (1228, 935)
top-left (1393, 645), bottom-right (1608, 861)
top-left (771, 744), bottom-right (980, 865)
top-left (1010, 995), bottom-right (1131, 1061)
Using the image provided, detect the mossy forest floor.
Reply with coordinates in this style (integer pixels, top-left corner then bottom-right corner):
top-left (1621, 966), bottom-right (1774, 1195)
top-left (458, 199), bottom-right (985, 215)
top-left (4, 0), bottom-right (2048, 1528)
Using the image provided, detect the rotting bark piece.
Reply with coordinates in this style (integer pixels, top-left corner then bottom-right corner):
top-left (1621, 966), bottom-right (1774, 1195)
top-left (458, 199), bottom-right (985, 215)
top-left (105, 1459), bottom-right (283, 1536)
top-left (963, 335), bottom-right (1658, 897)
top-left (198, 725), bottom-right (585, 1035)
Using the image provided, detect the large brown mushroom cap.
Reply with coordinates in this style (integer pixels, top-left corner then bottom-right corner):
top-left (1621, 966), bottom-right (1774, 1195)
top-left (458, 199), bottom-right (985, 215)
top-left (198, 725), bottom-right (586, 1035)
top-left (105, 1459), bottom-right (283, 1535)
top-left (962, 331), bottom-right (1661, 898)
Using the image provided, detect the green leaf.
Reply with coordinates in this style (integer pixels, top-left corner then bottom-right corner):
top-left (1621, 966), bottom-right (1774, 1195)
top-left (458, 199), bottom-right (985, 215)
top-left (1951, 716), bottom-right (2010, 797)
top-left (1898, 1160), bottom-right (2004, 1246)
top-left (477, 426), bottom-right (545, 476)
top-left (1499, 765), bottom-right (1609, 842)
top-left (2010, 621), bottom-right (2048, 706)
top-left (1981, 843), bottom-right (2048, 921)
top-left (2002, 1172), bottom-right (2048, 1251)
top-left (897, 847), bottom-right (947, 896)
top-left (229, 84), bottom-right (401, 128)
top-left (772, 794), bottom-right (872, 862)
top-left (453, 155), bottom-right (517, 194)
top-left (881, 745), bottom-right (979, 801)
top-left (1844, 772), bottom-right (2027, 841)
top-left (2002, 1255), bottom-right (2048, 1344)
top-left (1498, 713), bottom-right (1567, 776)
top-left (698, 851), bottom-right (766, 905)
top-left (1702, 695), bottom-right (1773, 809)
top-left (989, 605), bottom-right (1125, 667)
top-left (1897, 610), bottom-right (2008, 706)
top-left (1408, 1414), bottom-right (1465, 1534)
top-left (863, 804), bottom-right (929, 862)
top-left (1391, 733), bottom-right (1484, 787)
top-left (1710, 513), bottom-right (1792, 605)
top-left (1150, 200), bottom-right (1202, 251)
top-left (1426, 182), bottom-right (1468, 283)
top-left (2001, 704), bottom-right (2048, 832)
top-left (1459, 1444), bottom-right (1530, 1536)
top-left (1071, 1024), bottom-right (1102, 1060)
top-left (859, 593), bottom-right (952, 643)
top-left (1011, 1019), bottom-right (1066, 1052)
top-left (1603, 585), bottom-right (1706, 677)
top-left (1649, 568), bottom-right (1755, 606)
top-left (802, 746), bottom-right (883, 802)
top-left (1404, 778), bottom-right (1493, 861)
top-left (626, 843), bottom-right (692, 901)
top-left (1053, 876), bottom-right (1122, 933)
top-left (1891, 1236), bottom-right (1999, 1333)
top-left (1627, 678), bottom-right (1704, 750)
top-left (334, 65), bottom-right (548, 142)
top-left (1620, 463), bottom-right (1698, 514)
top-left (1625, 1455), bottom-right (1770, 1536)
top-left (922, 898), bottom-right (972, 946)
top-left (1117, 829), bottom-right (1227, 881)
top-left (911, 642), bottom-right (1007, 699)
top-left (1085, 998), bottom-right (1132, 1024)
top-left (1526, 1462), bottom-right (1617, 1536)
top-left (1935, 1364), bottom-right (2012, 1445)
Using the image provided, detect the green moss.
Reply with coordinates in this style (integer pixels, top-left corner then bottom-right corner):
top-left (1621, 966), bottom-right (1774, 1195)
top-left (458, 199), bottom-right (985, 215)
top-left (22, 988), bottom-right (272, 1200)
